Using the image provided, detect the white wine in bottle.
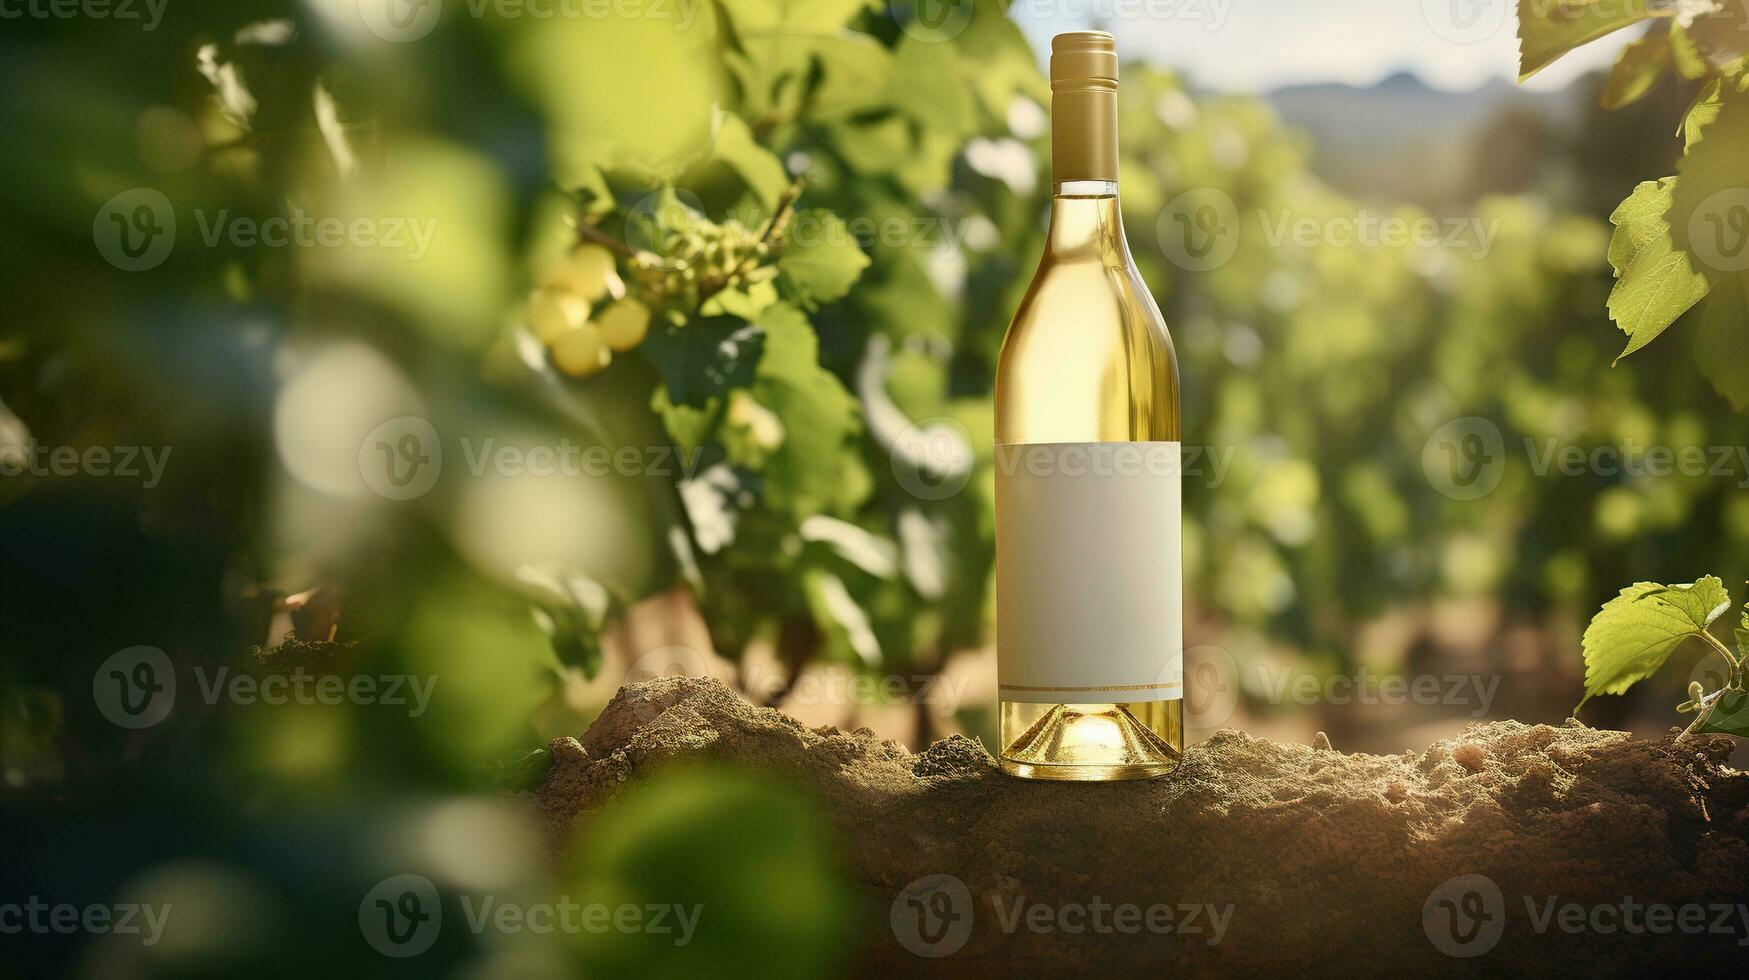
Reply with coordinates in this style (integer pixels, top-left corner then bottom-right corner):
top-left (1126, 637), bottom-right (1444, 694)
top-left (994, 31), bottom-right (1183, 780)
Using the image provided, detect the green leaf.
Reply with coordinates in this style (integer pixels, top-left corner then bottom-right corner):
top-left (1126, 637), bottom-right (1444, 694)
top-left (1694, 279), bottom-right (1749, 408)
top-left (514, 565), bottom-right (618, 677)
top-left (708, 111), bottom-right (790, 211)
top-left (651, 388), bottom-right (720, 458)
top-left (1600, 32), bottom-right (1670, 109)
top-left (1671, 87), bottom-right (1749, 286)
top-left (751, 303), bottom-right (865, 516)
top-left (1605, 179), bottom-right (1711, 360)
top-left (1737, 599), bottom-right (1749, 660)
top-left (642, 318), bottom-right (766, 407)
top-left (1577, 576), bottom-right (1733, 713)
top-left (1691, 687), bottom-right (1749, 738)
top-left (1682, 78), bottom-right (1724, 150)
top-left (700, 278), bottom-right (779, 319)
top-left (1518, 0), bottom-right (1652, 81)
top-left (779, 209), bottom-right (871, 308)
top-left (1670, 22), bottom-right (1710, 81)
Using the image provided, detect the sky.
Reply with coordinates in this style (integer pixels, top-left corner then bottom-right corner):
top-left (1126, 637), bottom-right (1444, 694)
top-left (1008, 0), bottom-right (1628, 93)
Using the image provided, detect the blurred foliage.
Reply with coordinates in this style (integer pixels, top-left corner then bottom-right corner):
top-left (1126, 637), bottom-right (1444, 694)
top-left (3, 0), bottom-right (1749, 974)
top-left (1518, 2), bottom-right (1749, 404)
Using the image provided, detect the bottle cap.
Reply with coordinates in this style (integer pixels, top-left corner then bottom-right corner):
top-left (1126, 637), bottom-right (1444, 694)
top-left (1049, 32), bottom-right (1119, 182)
top-left (1050, 31), bottom-right (1118, 90)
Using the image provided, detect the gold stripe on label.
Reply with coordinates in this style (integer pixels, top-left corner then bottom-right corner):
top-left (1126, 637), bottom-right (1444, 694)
top-left (1000, 682), bottom-right (1183, 693)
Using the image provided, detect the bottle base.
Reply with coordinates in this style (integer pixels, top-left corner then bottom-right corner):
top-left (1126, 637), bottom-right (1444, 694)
top-left (997, 758), bottom-right (1180, 781)
top-left (996, 700), bottom-right (1183, 781)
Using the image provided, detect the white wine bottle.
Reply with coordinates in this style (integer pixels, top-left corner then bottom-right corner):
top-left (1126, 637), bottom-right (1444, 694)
top-left (994, 31), bottom-right (1183, 780)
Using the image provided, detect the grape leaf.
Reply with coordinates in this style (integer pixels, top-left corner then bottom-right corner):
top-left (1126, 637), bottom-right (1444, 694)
top-left (1601, 32), bottom-right (1671, 109)
top-left (1671, 87), bottom-right (1749, 286)
top-left (1518, 0), bottom-right (1652, 81)
top-left (1683, 78), bottom-right (1724, 149)
top-left (779, 209), bottom-right (871, 309)
top-left (1694, 279), bottom-right (1749, 408)
top-left (751, 302), bottom-right (865, 517)
top-left (709, 111), bottom-right (790, 211)
top-left (1605, 179), bottom-right (1711, 360)
top-left (514, 565), bottom-right (617, 678)
top-left (1692, 687), bottom-right (1749, 737)
top-left (1577, 576), bottom-right (1733, 713)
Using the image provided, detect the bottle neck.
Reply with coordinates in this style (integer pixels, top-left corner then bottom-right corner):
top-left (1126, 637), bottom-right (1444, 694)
top-left (1050, 82), bottom-right (1118, 183)
top-left (1046, 183), bottom-right (1126, 260)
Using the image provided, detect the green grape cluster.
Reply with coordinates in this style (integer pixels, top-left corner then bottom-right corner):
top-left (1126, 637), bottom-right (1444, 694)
top-left (628, 216), bottom-right (779, 308)
top-left (527, 244), bottom-right (652, 378)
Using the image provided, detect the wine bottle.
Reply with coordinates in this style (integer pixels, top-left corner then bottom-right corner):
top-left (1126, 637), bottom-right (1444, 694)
top-left (994, 31), bottom-right (1183, 780)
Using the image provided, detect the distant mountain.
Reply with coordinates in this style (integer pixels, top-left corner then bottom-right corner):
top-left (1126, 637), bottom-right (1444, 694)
top-left (1261, 71), bottom-right (1588, 208)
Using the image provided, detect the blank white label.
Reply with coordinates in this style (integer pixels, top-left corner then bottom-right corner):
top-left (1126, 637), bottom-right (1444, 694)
top-left (995, 441), bottom-right (1183, 703)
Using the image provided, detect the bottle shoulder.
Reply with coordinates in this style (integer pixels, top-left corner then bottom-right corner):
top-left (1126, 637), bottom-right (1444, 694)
top-left (995, 256), bottom-right (1180, 444)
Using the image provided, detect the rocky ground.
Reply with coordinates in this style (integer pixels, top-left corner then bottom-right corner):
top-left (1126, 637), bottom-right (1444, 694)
top-left (534, 677), bottom-right (1749, 975)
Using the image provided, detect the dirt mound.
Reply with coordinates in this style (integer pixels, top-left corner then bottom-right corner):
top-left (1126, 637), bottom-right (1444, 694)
top-left (536, 677), bottom-right (1749, 974)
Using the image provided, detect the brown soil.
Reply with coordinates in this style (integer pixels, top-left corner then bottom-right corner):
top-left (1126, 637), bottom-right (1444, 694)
top-left (535, 677), bottom-right (1749, 975)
